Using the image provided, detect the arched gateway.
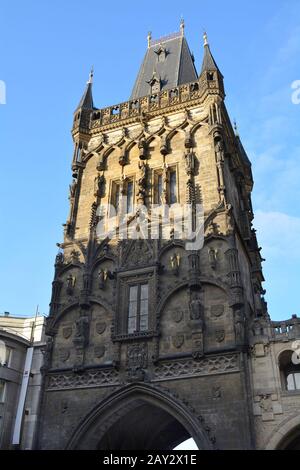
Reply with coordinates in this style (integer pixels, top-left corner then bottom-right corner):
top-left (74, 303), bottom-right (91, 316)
top-left (66, 383), bottom-right (211, 450)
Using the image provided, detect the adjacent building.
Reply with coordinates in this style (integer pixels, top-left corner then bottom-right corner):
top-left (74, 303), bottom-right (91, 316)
top-left (0, 313), bottom-right (46, 449)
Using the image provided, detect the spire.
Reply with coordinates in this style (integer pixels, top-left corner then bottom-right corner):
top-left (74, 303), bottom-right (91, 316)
top-left (130, 28), bottom-right (197, 100)
top-left (200, 32), bottom-right (222, 76)
top-left (147, 31), bottom-right (152, 48)
top-left (75, 68), bottom-right (94, 112)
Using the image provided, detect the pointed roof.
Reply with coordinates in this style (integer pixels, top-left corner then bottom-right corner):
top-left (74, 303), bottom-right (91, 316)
top-left (200, 33), bottom-right (223, 76)
top-left (130, 29), bottom-right (197, 100)
top-left (75, 69), bottom-right (94, 111)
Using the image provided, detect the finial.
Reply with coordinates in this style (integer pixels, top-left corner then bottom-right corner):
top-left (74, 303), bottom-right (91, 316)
top-left (203, 31), bottom-right (208, 47)
top-left (87, 66), bottom-right (94, 84)
top-left (147, 31), bottom-right (152, 48)
top-left (180, 17), bottom-right (185, 36)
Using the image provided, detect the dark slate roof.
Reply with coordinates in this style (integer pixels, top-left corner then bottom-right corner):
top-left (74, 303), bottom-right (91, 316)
top-left (236, 135), bottom-right (252, 167)
top-left (130, 33), bottom-right (198, 100)
top-left (200, 44), bottom-right (222, 76)
top-left (75, 80), bottom-right (94, 112)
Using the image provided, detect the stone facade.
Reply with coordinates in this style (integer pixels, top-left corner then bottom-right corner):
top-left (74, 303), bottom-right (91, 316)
top-left (37, 29), bottom-right (300, 450)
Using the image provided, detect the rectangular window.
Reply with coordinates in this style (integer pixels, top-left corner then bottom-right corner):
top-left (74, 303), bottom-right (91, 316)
top-left (0, 380), bottom-right (6, 403)
top-left (169, 169), bottom-right (177, 204)
top-left (126, 180), bottom-right (134, 214)
top-left (0, 345), bottom-right (12, 367)
top-left (111, 181), bottom-right (120, 215)
top-left (128, 283), bottom-right (149, 333)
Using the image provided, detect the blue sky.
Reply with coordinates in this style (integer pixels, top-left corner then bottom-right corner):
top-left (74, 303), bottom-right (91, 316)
top-left (0, 0), bottom-right (299, 320)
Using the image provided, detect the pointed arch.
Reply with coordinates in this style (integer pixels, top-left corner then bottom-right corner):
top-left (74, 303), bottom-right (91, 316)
top-left (66, 382), bottom-right (213, 449)
top-left (157, 278), bottom-right (230, 318)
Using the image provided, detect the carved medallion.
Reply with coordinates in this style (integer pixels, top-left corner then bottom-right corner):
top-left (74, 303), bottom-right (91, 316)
top-left (171, 310), bottom-right (184, 323)
top-left (211, 305), bottom-right (224, 318)
top-left (59, 348), bottom-right (70, 362)
top-left (96, 322), bottom-right (106, 335)
top-left (172, 334), bottom-right (184, 349)
top-left (94, 345), bottom-right (105, 358)
top-left (216, 330), bottom-right (225, 343)
top-left (62, 326), bottom-right (72, 339)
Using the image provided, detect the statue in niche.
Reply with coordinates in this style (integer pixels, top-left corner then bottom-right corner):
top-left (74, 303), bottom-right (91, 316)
top-left (98, 268), bottom-right (109, 289)
top-left (185, 150), bottom-right (195, 175)
top-left (66, 274), bottom-right (76, 295)
top-left (43, 337), bottom-right (53, 369)
top-left (234, 309), bottom-right (245, 345)
top-left (189, 291), bottom-right (204, 327)
top-left (215, 139), bottom-right (225, 163)
top-left (170, 253), bottom-right (180, 275)
top-left (94, 174), bottom-right (105, 197)
top-left (74, 313), bottom-right (89, 347)
top-left (69, 179), bottom-right (77, 199)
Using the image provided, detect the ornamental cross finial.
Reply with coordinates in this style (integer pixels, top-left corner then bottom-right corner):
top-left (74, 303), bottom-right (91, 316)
top-left (180, 17), bottom-right (185, 36)
top-left (203, 31), bottom-right (208, 47)
top-left (87, 66), bottom-right (94, 84)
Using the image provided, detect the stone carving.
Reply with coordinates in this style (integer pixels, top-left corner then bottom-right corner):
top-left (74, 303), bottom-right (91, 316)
top-left (122, 239), bottom-right (153, 267)
top-left (192, 332), bottom-right (204, 360)
top-left (259, 394), bottom-right (273, 413)
top-left (215, 139), bottom-right (225, 163)
top-left (94, 345), bottom-right (105, 358)
top-left (42, 337), bottom-right (53, 370)
top-left (66, 274), bottom-right (76, 295)
top-left (172, 334), bottom-right (184, 349)
top-left (95, 321), bottom-right (106, 335)
top-left (94, 174), bottom-right (105, 197)
top-left (137, 161), bottom-right (147, 203)
top-left (59, 348), bottom-right (70, 362)
top-left (171, 309), bottom-right (184, 323)
top-left (74, 312), bottom-right (90, 348)
top-left (154, 354), bottom-right (239, 381)
top-left (69, 179), bottom-right (77, 199)
top-left (184, 150), bottom-right (195, 175)
top-left (70, 250), bottom-right (80, 263)
top-left (212, 385), bottom-right (222, 400)
top-left (170, 253), bottom-right (180, 276)
top-left (216, 330), bottom-right (225, 343)
top-left (55, 251), bottom-right (64, 266)
top-left (208, 248), bottom-right (218, 270)
top-left (98, 269), bottom-right (109, 289)
top-left (234, 309), bottom-right (245, 345)
top-left (126, 343), bottom-right (148, 382)
top-left (211, 305), bottom-right (224, 318)
top-left (47, 368), bottom-right (120, 390)
top-left (62, 326), bottom-right (72, 339)
top-left (189, 292), bottom-right (204, 323)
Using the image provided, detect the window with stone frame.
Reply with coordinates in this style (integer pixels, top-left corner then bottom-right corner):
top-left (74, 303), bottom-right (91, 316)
top-left (126, 179), bottom-right (134, 214)
top-left (153, 170), bottom-right (163, 205)
top-left (115, 269), bottom-right (155, 339)
top-left (0, 380), bottom-right (6, 403)
top-left (279, 350), bottom-right (300, 391)
top-left (168, 167), bottom-right (178, 204)
top-left (0, 344), bottom-right (12, 367)
top-left (111, 180), bottom-right (121, 215)
top-left (128, 283), bottom-right (149, 334)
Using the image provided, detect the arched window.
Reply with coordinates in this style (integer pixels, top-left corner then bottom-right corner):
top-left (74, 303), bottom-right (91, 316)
top-left (279, 350), bottom-right (300, 391)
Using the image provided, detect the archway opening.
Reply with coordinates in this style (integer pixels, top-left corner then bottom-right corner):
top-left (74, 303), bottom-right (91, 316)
top-left (278, 426), bottom-right (300, 450)
top-left (97, 401), bottom-right (194, 450)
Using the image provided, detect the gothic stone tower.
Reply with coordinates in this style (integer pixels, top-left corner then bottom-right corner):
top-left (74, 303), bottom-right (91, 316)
top-left (38, 26), bottom-right (300, 450)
